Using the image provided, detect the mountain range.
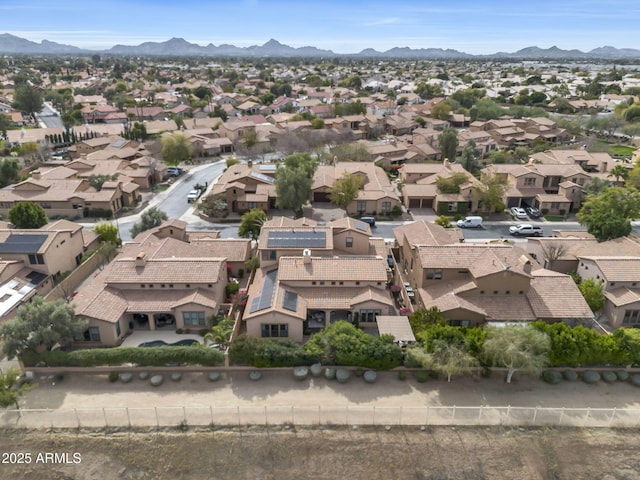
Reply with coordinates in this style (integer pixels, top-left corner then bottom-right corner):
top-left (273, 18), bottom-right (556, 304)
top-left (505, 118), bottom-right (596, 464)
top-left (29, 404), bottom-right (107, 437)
top-left (2, 34), bottom-right (640, 59)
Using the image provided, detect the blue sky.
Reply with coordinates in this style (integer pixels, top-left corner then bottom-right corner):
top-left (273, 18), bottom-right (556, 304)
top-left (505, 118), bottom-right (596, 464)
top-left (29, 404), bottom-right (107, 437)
top-left (3, 0), bottom-right (640, 54)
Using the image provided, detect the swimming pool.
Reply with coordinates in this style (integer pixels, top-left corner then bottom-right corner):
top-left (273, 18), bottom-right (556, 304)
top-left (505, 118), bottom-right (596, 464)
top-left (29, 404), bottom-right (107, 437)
top-left (137, 339), bottom-right (200, 347)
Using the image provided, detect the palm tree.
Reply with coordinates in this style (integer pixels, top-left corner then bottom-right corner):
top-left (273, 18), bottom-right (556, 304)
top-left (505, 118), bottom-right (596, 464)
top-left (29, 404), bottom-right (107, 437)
top-left (608, 164), bottom-right (629, 184)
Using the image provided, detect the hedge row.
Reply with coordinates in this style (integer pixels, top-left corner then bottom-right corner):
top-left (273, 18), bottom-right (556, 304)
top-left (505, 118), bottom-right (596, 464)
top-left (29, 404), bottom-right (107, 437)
top-left (21, 346), bottom-right (225, 367)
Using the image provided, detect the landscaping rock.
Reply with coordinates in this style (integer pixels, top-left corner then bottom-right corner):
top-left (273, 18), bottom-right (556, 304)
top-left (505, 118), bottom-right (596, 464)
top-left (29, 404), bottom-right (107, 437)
top-left (363, 370), bottom-right (377, 384)
top-left (324, 368), bottom-right (335, 380)
top-left (583, 370), bottom-right (600, 384)
top-left (542, 370), bottom-right (562, 384)
top-left (208, 372), bottom-right (221, 382)
top-left (562, 370), bottom-right (578, 381)
top-left (171, 372), bottom-right (182, 382)
top-left (120, 373), bottom-right (133, 384)
top-left (616, 370), bottom-right (629, 381)
top-left (293, 367), bottom-right (309, 381)
top-left (631, 374), bottom-right (640, 387)
top-left (150, 374), bottom-right (164, 387)
top-left (602, 371), bottom-right (617, 383)
top-left (249, 370), bottom-right (262, 381)
top-left (138, 371), bottom-right (149, 380)
top-left (336, 368), bottom-right (351, 384)
top-left (310, 363), bottom-right (323, 377)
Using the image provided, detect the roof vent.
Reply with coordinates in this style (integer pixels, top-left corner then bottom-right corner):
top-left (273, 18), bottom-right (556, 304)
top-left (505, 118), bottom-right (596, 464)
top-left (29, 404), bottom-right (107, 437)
top-left (303, 249), bottom-right (311, 264)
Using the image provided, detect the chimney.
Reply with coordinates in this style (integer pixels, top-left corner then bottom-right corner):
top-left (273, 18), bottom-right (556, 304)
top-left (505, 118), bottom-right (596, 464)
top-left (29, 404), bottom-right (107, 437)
top-left (135, 251), bottom-right (147, 267)
top-left (247, 159), bottom-right (253, 168)
top-left (303, 249), bottom-right (311, 264)
top-left (31, 170), bottom-right (41, 180)
top-left (520, 254), bottom-right (532, 274)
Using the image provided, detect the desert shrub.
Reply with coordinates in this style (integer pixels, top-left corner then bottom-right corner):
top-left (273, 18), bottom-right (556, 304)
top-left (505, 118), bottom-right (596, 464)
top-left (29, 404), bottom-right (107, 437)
top-left (415, 370), bottom-right (429, 383)
top-left (108, 371), bottom-right (119, 383)
top-left (582, 370), bottom-right (601, 384)
top-left (355, 368), bottom-right (364, 377)
top-left (542, 370), bottom-right (562, 384)
top-left (398, 371), bottom-right (408, 381)
top-left (562, 370), bottom-right (578, 381)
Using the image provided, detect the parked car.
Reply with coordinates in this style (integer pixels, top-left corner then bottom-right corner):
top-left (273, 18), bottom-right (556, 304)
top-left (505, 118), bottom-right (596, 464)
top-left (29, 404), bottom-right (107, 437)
top-left (360, 216), bottom-right (376, 227)
top-left (167, 166), bottom-right (183, 177)
top-left (509, 224), bottom-right (544, 237)
top-left (187, 189), bottom-right (201, 203)
top-left (525, 206), bottom-right (540, 218)
top-left (510, 207), bottom-right (528, 219)
top-left (456, 216), bottom-right (483, 228)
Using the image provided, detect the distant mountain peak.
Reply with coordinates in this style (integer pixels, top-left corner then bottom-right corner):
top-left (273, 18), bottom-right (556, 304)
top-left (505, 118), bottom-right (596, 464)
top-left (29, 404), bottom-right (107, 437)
top-left (0, 34), bottom-right (639, 59)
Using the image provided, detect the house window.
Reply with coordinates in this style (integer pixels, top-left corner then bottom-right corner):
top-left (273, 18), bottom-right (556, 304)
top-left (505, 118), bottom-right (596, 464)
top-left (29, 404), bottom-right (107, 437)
top-left (493, 290), bottom-right (498, 294)
top-left (355, 281), bottom-right (360, 285)
top-left (149, 284), bottom-right (154, 288)
top-left (312, 281), bottom-right (317, 285)
top-left (346, 237), bottom-right (353, 248)
top-left (319, 281), bottom-right (325, 285)
top-left (115, 322), bottom-right (121, 337)
top-left (480, 290), bottom-right (485, 295)
top-left (359, 309), bottom-right (381, 322)
top-left (28, 254), bottom-right (44, 265)
top-left (450, 320), bottom-right (470, 327)
top-left (88, 327), bottom-right (100, 342)
top-left (524, 177), bottom-right (536, 186)
top-left (551, 202), bottom-right (560, 210)
top-left (447, 202), bottom-right (457, 212)
top-left (141, 284), bottom-right (145, 288)
top-left (357, 200), bottom-right (366, 212)
top-left (40, 202), bottom-right (51, 209)
top-left (261, 250), bottom-right (276, 261)
top-left (339, 281), bottom-right (344, 285)
top-left (183, 311), bottom-right (206, 326)
top-left (248, 202), bottom-right (257, 209)
top-left (381, 201), bottom-right (391, 212)
top-left (169, 284), bottom-right (174, 288)
top-left (506, 290), bottom-right (510, 294)
top-left (186, 284), bottom-right (191, 288)
top-left (425, 269), bottom-right (443, 280)
top-left (161, 284), bottom-right (166, 288)
top-left (261, 323), bottom-right (288, 338)
top-left (623, 310), bottom-right (640, 325)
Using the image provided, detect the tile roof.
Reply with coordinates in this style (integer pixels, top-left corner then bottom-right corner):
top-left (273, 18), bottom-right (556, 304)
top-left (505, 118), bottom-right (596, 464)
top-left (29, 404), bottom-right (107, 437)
top-left (105, 258), bottom-right (225, 284)
top-left (605, 287), bottom-right (640, 307)
top-left (527, 272), bottom-right (593, 319)
top-left (580, 257), bottom-right (640, 282)
top-left (278, 256), bottom-right (388, 282)
top-left (394, 220), bottom-right (463, 247)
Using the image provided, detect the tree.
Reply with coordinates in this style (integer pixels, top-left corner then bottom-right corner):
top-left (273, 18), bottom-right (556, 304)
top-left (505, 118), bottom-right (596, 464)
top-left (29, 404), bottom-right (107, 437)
top-left (13, 84), bottom-right (43, 122)
top-left (434, 215), bottom-right (452, 228)
top-left (0, 296), bottom-right (87, 359)
top-left (161, 134), bottom-right (192, 166)
top-left (438, 127), bottom-right (458, 162)
top-left (430, 340), bottom-right (479, 382)
top-left (0, 368), bottom-right (33, 412)
top-left (328, 172), bottom-right (362, 209)
top-left (431, 102), bottom-right (452, 121)
top-left (238, 208), bottom-right (268, 240)
top-left (577, 187), bottom-right (640, 241)
top-left (583, 177), bottom-right (610, 196)
top-left (482, 325), bottom-right (551, 383)
top-left (473, 172), bottom-right (508, 213)
top-left (435, 172), bottom-right (469, 194)
top-left (608, 164), bottom-right (629, 183)
top-left (326, 143), bottom-right (371, 163)
top-left (579, 278), bottom-right (605, 313)
top-left (203, 316), bottom-right (235, 349)
top-left (408, 307), bottom-right (446, 333)
top-left (93, 222), bottom-right (120, 246)
top-left (545, 242), bottom-right (569, 270)
top-left (0, 158), bottom-right (20, 188)
top-left (275, 153), bottom-right (317, 213)
top-left (88, 173), bottom-right (118, 191)
top-left (461, 139), bottom-right (480, 173)
top-left (129, 207), bottom-right (168, 238)
top-left (8, 202), bottom-right (48, 229)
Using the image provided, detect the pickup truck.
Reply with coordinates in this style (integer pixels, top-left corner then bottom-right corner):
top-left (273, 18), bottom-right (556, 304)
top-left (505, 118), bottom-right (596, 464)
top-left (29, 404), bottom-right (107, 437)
top-left (509, 224), bottom-right (544, 237)
top-left (187, 189), bottom-right (202, 203)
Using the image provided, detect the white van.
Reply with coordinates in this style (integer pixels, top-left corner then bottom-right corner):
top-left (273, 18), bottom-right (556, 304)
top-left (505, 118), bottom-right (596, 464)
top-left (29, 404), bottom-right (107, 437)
top-left (456, 216), bottom-right (483, 228)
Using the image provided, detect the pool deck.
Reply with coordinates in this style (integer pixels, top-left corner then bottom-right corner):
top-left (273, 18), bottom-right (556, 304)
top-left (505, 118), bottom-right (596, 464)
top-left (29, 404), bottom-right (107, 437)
top-left (120, 330), bottom-right (204, 347)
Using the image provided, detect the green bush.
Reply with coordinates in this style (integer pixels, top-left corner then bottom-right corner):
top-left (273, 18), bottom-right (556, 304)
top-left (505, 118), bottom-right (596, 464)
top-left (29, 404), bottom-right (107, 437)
top-left (108, 371), bottom-right (119, 383)
top-left (355, 368), bottom-right (364, 377)
top-left (199, 328), bottom-right (209, 337)
top-left (390, 205), bottom-right (403, 217)
top-left (415, 370), bottom-right (429, 383)
top-left (229, 335), bottom-right (318, 367)
top-left (21, 346), bottom-right (225, 367)
top-left (398, 371), bottom-right (408, 381)
top-left (176, 328), bottom-right (184, 334)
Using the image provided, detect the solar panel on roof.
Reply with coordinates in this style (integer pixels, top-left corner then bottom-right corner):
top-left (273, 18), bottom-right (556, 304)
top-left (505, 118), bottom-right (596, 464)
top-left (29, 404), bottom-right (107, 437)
top-left (0, 234), bottom-right (48, 255)
top-left (26, 271), bottom-right (48, 285)
top-left (249, 269), bottom-right (278, 314)
top-left (250, 172), bottom-right (275, 184)
top-left (259, 164), bottom-right (277, 172)
top-left (353, 220), bottom-right (368, 232)
top-left (266, 230), bottom-right (326, 248)
top-left (282, 290), bottom-right (298, 312)
top-left (111, 140), bottom-right (127, 148)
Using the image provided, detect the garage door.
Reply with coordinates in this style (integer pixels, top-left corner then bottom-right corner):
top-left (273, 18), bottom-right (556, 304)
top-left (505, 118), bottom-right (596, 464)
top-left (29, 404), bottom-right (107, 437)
top-left (409, 199), bottom-right (422, 209)
top-left (313, 192), bottom-right (330, 203)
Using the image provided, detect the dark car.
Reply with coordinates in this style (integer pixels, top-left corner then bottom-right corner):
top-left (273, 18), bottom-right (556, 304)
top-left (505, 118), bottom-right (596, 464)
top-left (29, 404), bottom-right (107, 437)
top-left (360, 216), bottom-right (376, 227)
top-left (525, 206), bottom-right (540, 218)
